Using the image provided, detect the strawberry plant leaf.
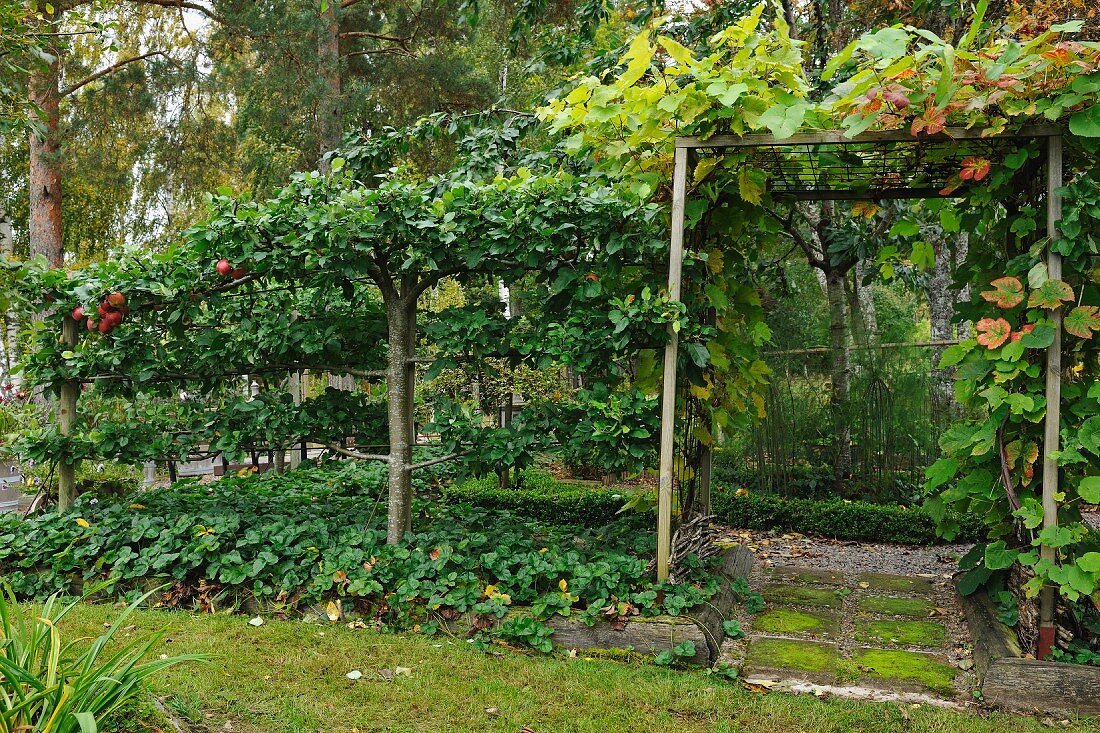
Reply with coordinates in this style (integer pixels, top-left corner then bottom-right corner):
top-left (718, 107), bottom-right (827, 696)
top-left (1026, 279), bottom-right (1074, 309)
top-left (975, 317), bottom-right (1012, 349)
top-left (1064, 305), bottom-right (1100, 339)
top-left (980, 277), bottom-right (1024, 308)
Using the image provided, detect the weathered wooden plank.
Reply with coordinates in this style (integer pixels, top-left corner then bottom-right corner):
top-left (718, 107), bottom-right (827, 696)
top-left (983, 657), bottom-right (1100, 717)
top-left (548, 615), bottom-right (712, 665)
top-left (961, 586), bottom-right (1100, 716)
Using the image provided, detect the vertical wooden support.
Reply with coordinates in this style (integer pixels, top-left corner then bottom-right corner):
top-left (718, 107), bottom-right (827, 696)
top-left (56, 315), bottom-right (79, 511)
top-left (1038, 134), bottom-right (1063, 660)
top-left (657, 146), bottom-right (689, 581)
top-left (288, 370), bottom-right (303, 469)
top-left (399, 298), bottom-right (417, 535)
top-left (698, 444), bottom-right (713, 515)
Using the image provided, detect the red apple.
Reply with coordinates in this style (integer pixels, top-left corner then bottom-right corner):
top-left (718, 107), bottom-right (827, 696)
top-left (87, 318), bottom-right (98, 332)
top-left (216, 258), bottom-right (233, 277)
top-left (103, 310), bottom-right (123, 329)
top-left (97, 303), bottom-right (110, 317)
top-left (107, 291), bottom-right (126, 308)
top-left (231, 266), bottom-right (248, 279)
top-left (97, 319), bottom-right (111, 333)
top-left (71, 306), bottom-right (85, 321)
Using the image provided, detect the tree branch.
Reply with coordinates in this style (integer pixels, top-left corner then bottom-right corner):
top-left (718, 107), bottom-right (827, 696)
top-left (409, 450), bottom-right (472, 471)
top-left (125, 0), bottom-right (225, 23)
top-left (320, 442), bottom-right (389, 462)
top-left (61, 51), bottom-right (166, 97)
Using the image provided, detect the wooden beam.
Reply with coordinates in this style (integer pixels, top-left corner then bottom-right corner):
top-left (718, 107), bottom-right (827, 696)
top-left (1038, 134), bottom-right (1064, 660)
top-left (657, 147), bottom-right (689, 582)
top-left (675, 124), bottom-right (1065, 149)
top-left (57, 316), bottom-right (79, 511)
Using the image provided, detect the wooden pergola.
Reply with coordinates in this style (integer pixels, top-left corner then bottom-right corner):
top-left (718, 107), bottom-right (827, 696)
top-left (656, 124), bottom-right (1065, 657)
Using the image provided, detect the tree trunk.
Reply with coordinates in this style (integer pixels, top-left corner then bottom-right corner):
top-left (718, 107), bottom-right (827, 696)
top-left (385, 296), bottom-right (416, 544)
top-left (317, 1), bottom-right (342, 172)
top-left (27, 8), bottom-right (63, 267)
top-left (825, 266), bottom-right (852, 485)
top-left (1, 216), bottom-right (16, 383)
top-left (928, 232), bottom-right (957, 418)
top-left (854, 261), bottom-right (878, 343)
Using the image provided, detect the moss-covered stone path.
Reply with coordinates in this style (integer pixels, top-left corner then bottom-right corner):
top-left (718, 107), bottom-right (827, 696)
top-left (720, 565), bottom-right (977, 703)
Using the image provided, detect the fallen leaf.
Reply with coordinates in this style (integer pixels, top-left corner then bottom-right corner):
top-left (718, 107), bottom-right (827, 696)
top-left (346, 670), bottom-right (363, 680)
top-left (394, 667), bottom-right (412, 677)
top-left (326, 600), bottom-right (342, 622)
top-left (247, 617), bottom-right (264, 627)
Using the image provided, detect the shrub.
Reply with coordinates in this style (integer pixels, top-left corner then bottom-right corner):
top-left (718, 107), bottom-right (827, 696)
top-left (444, 475), bottom-right (986, 544)
top-left (20, 461), bottom-right (144, 502)
top-left (0, 585), bottom-right (203, 733)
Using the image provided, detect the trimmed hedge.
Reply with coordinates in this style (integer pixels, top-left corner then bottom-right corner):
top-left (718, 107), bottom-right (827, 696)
top-left (443, 474), bottom-right (626, 527)
top-left (444, 477), bottom-right (986, 545)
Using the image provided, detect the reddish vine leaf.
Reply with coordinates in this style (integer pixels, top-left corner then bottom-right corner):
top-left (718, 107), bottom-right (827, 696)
top-left (1065, 305), bottom-right (1100, 338)
top-left (1010, 323), bottom-right (1035, 342)
top-left (981, 277), bottom-right (1025, 308)
top-left (976, 317), bottom-right (1012, 349)
top-left (911, 107), bottom-right (947, 136)
top-left (959, 156), bottom-right (992, 181)
top-left (1026, 279), bottom-right (1075, 309)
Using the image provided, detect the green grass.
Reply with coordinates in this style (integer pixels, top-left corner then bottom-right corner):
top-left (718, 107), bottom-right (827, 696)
top-left (857, 595), bottom-right (936, 618)
top-left (55, 604), bottom-right (1098, 733)
top-left (854, 620), bottom-right (948, 648)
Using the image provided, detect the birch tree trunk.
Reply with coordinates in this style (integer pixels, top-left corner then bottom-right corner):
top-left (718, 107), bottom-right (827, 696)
top-left (854, 261), bottom-right (878, 343)
top-left (28, 7), bottom-right (63, 267)
top-left (928, 232), bottom-right (957, 417)
top-left (825, 266), bottom-right (853, 484)
top-left (1, 217), bottom-right (15, 383)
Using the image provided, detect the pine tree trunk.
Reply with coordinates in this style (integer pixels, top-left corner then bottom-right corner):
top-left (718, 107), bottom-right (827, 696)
top-left (28, 9), bottom-right (63, 267)
top-left (317, 1), bottom-right (342, 172)
top-left (386, 296), bottom-right (416, 544)
top-left (825, 266), bottom-right (852, 485)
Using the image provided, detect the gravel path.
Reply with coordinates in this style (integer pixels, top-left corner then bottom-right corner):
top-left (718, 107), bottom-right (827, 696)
top-left (716, 526), bottom-right (973, 579)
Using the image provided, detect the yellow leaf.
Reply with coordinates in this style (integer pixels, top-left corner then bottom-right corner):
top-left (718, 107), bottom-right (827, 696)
top-left (483, 583), bottom-right (498, 598)
top-left (75, 518), bottom-right (90, 528)
top-left (128, 503), bottom-right (145, 510)
top-left (326, 600), bottom-right (342, 622)
top-left (559, 579), bottom-right (569, 593)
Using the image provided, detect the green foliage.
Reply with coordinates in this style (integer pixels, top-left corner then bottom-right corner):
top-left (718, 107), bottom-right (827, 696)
top-left (0, 463), bottom-right (724, 655)
top-left (0, 584), bottom-right (204, 733)
top-left (20, 461), bottom-right (143, 502)
top-left (444, 471), bottom-right (982, 544)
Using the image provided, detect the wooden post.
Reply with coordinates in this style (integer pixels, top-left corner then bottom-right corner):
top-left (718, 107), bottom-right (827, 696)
top-left (657, 146), bottom-right (689, 581)
top-left (698, 444), bottom-right (713, 515)
top-left (1038, 134), bottom-right (1063, 660)
top-left (56, 315), bottom-right (79, 511)
top-left (288, 370), bottom-right (303, 469)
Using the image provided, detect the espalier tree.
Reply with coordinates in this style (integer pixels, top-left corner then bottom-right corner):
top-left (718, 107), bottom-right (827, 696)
top-left (8, 115), bottom-right (756, 544)
top-left (542, 1), bottom-right (1100, 625)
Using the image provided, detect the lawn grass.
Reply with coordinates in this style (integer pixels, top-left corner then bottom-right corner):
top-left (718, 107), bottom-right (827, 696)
top-left (55, 603), bottom-right (1100, 733)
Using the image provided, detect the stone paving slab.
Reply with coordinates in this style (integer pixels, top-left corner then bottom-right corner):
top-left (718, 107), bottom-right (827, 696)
top-left (727, 566), bottom-right (971, 703)
top-left (857, 594), bottom-right (937, 619)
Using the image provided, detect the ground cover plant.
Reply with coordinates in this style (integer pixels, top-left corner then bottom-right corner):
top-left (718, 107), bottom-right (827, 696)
top-left (0, 462), bottom-right (725, 655)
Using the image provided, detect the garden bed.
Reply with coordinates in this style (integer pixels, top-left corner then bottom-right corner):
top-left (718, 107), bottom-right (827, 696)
top-left (960, 586), bottom-right (1100, 716)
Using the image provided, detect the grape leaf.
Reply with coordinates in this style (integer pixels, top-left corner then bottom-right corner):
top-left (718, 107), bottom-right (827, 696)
top-left (1080, 476), bottom-right (1100, 504)
top-left (1026, 279), bottom-right (1074, 309)
top-left (980, 277), bottom-right (1024, 308)
top-left (976, 317), bottom-right (1012, 349)
top-left (1064, 305), bottom-right (1100, 339)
